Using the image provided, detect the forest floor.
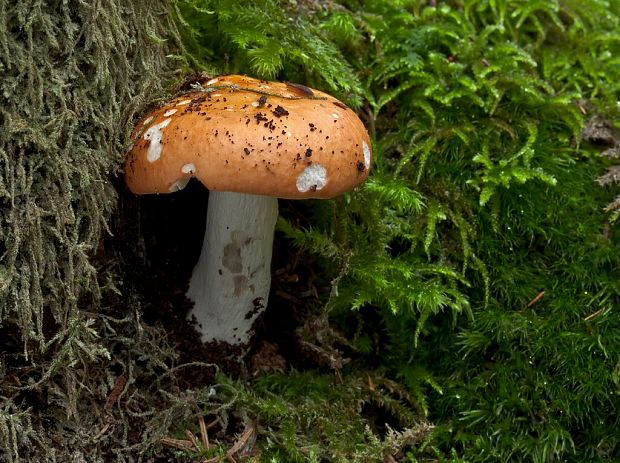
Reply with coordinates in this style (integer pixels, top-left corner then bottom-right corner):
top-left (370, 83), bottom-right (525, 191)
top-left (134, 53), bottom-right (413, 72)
top-left (113, 179), bottom-right (360, 459)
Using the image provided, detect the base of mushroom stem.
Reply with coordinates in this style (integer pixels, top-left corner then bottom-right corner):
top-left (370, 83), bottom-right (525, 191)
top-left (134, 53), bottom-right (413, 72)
top-left (187, 191), bottom-right (278, 346)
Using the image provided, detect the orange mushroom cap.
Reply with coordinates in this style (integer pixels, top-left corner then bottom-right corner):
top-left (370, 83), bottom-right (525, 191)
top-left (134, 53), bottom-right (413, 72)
top-left (125, 75), bottom-right (371, 199)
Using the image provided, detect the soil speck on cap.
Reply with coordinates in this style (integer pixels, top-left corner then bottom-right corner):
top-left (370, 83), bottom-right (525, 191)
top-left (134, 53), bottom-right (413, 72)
top-left (333, 101), bottom-right (349, 110)
top-left (189, 95), bottom-right (207, 107)
top-left (244, 147), bottom-right (251, 155)
top-left (254, 112), bottom-right (268, 124)
top-left (305, 148), bottom-right (313, 157)
top-left (272, 105), bottom-right (289, 118)
top-left (257, 95), bottom-right (267, 107)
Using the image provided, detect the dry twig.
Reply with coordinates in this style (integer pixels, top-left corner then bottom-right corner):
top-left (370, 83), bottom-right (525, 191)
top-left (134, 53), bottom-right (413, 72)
top-left (520, 290), bottom-right (545, 312)
top-left (160, 419), bottom-right (257, 463)
top-left (104, 374), bottom-right (127, 411)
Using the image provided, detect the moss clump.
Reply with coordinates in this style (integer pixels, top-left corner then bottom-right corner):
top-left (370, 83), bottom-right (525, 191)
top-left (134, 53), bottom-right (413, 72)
top-left (182, 372), bottom-right (432, 462)
top-left (0, 0), bottom-right (188, 460)
top-left (177, 0), bottom-right (620, 460)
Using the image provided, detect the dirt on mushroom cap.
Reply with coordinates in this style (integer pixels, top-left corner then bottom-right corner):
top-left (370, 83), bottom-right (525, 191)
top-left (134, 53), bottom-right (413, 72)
top-left (125, 75), bottom-right (372, 199)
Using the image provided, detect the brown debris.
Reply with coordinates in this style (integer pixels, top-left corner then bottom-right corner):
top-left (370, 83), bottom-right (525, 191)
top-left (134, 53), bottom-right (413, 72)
top-left (582, 115), bottom-right (620, 151)
top-left (272, 105), bottom-right (289, 117)
top-left (104, 374), bottom-right (127, 411)
top-left (160, 419), bottom-right (257, 463)
top-left (249, 341), bottom-right (287, 376)
top-left (285, 81), bottom-right (315, 97)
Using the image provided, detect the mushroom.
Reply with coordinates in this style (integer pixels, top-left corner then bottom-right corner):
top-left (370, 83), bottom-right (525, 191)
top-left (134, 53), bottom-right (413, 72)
top-left (125, 75), bottom-right (372, 346)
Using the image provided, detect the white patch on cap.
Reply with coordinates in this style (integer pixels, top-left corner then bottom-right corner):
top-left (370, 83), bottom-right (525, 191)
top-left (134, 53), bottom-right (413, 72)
top-left (225, 106), bottom-right (234, 111)
top-left (362, 141), bottom-right (371, 170)
top-left (332, 113), bottom-right (339, 119)
top-left (206, 78), bottom-right (219, 86)
top-left (296, 163), bottom-right (327, 193)
top-left (176, 99), bottom-right (192, 106)
top-left (169, 178), bottom-right (190, 192)
top-left (251, 101), bottom-right (260, 107)
top-left (212, 93), bottom-right (222, 97)
top-left (181, 163), bottom-right (196, 174)
top-left (144, 118), bottom-right (171, 162)
top-left (142, 115), bottom-right (154, 126)
top-left (286, 131), bottom-right (292, 138)
top-left (164, 108), bottom-right (177, 117)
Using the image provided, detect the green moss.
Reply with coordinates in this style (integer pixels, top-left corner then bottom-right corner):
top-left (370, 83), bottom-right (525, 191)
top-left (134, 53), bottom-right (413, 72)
top-left (176, 0), bottom-right (620, 460)
top-left (187, 372), bottom-right (432, 463)
top-left (1, 0), bottom-right (619, 460)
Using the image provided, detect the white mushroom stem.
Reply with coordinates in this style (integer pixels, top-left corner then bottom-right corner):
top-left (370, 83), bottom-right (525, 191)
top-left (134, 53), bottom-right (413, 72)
top-left (187, 191), bottom-right (278, 345)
